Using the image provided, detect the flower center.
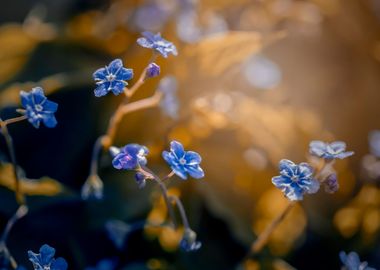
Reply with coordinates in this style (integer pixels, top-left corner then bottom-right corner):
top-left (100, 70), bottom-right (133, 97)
top-left (291, 175), bottom-right (299, 182)
top-left (179, 158), bottom-right (186, 165)
top-left (106, 74), bottom-right (116, 81)
top-left (35, 104), bottom-right (43, 112)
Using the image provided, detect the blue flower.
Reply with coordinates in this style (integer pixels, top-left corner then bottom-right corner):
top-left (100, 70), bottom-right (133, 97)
top-left (137, 31), bottom-right (178, 58)
top-left (28, 244), bottom-right (68, 270)
top-left (180, 229), bottom-right (202, 252)
top-left (20, 87), bottom-right (58, 128)
top-left (309, 141), bottom-right (354, 160)
top-left (272, 159), bottom-right (320, 201)
top-left (158, 75), bottom-right (179, 119)
top-left (134, 172), bottom-right (147, 189)
top-left (146, 62), bottom-right (160, 78)
top-left (93, 59), bottom-right (133, 97)
top-left (162, 141), bottom-right (204, 180)
top-left (111, 144), bottom-right (148, 170)
top-left (340, 251), bottom-right (375, 270)
top-left (323, 173), bottom-right (339, 194)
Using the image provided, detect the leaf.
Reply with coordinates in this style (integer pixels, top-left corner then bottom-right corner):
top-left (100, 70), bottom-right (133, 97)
top-left (0, 163), bottom-right (64, 196)
top-left (183, 31), bottom-right (285, 76)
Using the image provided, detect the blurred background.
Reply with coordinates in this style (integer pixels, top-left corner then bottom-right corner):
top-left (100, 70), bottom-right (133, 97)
top-left (1, 0), bottom-right (380, 269)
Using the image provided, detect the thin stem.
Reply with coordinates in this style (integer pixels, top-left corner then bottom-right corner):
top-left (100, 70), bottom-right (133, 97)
top-left (0, 121), bottom-right (25, 205)
top-left (169, 195), bottom-right (190, 230)
top-left (89, 136), bottom-right (106, 176)
top-left (0, 205), bottom-right (28, 243)
top-left (162, 170), bottom-right (175, 181)
top-left (249, 201), bottom-right (295, 256)
top-left (2, 115), bottom-right (27, 126)
top-left (140, 166), bottom-right (178, 229)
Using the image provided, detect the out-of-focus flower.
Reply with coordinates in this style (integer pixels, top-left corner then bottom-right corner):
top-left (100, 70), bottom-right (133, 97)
top-left (137, 31), bottom-right (178, 58)
top-left (28, 244), bottom-right (68, 270)
top-left (134, 172), bottom-right (147, 189)
top-left (146, 62), bottom-right (160, 78)
top-left (180, 229), bottom-right (202, 252)
top-left (272, 159), bottom-right (319, 201)
top-left (339, 251), bottom-right (375, 270)
top-left (162, 141), bottom-right (204, 180)
top-left (368, 130), bottom-right (380, 158)
top-left (93, 59), bottom-right (133, 97)
top-left (323, 173), bottom-right (339, 194)
top-left (81, 174), bottom-right (104, 200)
top-left (85, 258), bottom-right (117, 270)
top-left (158, 75), bottom-right (179, 119)
top-left (309, 141), bottom-right (354, 160)
top-left (20, 87), bottom-right (58, 128)
top-left (111, 144), bottom-right (149, 170)
top-left (105, 220), bottom-right (132, 250)
top-left (133, 4), bottom-right (171, 32)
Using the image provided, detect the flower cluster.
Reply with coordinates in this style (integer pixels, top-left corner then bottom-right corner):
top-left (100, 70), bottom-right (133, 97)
top-left (340, 251), bottom-right (375, 270)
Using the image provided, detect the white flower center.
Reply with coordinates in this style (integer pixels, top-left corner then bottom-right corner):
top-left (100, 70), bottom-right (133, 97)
top-left (106, 74), bottom-right (116, 81)
top-left (291, 175), bottom-right (299, 182)
top-left (179, 158), bottom-right (186, 165)
top-left (35, 104), bottom-right (43, 112)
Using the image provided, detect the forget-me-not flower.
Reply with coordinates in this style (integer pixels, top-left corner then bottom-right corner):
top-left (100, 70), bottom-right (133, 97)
top-left (309, 141), bottom-right (354, 160)
top-left (272, 159), bottom-right (320, 201)
top-left (162, 141), bottom-right (204, 180)
top-left (180, 229), bottom-right (202, 252)
top-left (137, 31), bottom-right (178, 58)
top-left (340, 251), bottom-right (375, 270)
top-left (20, 87), bottom-right (58, 129)
top-left (111, 144), bottom-right (148, 170)
top-left (93, 59), bottom-right (133, 97)
top-left (28, 244), bottom-right (68, 270)
top-left (146, 62), bottom-right (160, 78)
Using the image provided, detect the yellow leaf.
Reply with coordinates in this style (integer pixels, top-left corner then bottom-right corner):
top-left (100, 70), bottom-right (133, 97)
top-left (0, 163), bottom-right (63, 196)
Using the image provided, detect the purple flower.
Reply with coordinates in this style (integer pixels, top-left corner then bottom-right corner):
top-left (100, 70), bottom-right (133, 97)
top-left (272, 159), bottom-right (320, 201)
top-left (162, 141), bottom-right (204, 180)
top-left (309, 141), bottom-right (354, 160)
top-left (20, 87), bottom-right (58, 128)
top-left (323, 173), bottom-right (339, 194)
top-left (340, 251), bottom-right (375, 270)
top-left (111, 144), bottom-right (148, 170)
top-left (93, 59), bottom-right (133, 97)
top-left (137, 31), bottom-right (178, 58)
top-left (146, 63), bottom-right (160, 78)
top-left (28, 244), bottom-right (68, 270)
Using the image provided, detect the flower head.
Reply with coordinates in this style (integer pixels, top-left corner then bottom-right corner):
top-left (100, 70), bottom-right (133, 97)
top-left (158, 75), bottom-right (179, 119)
top-left (272, 159), bottom-right (320, 201)
top-left (28, 244), bottom-right (68, 270)
top-left (81, 174), bottom-right (104, 200)
top-left (309, 141), bottom-right (354, 160)
top-left (180, 229), bottom-right (202, 252)
top-left (146, 62), bottom-right (160, 78)
top-left (111, 144), bottom-right (148, 170)
top-left (162, 141), bottom-right (204, 180)
top-left (323, 173), bottom-right (339, 194)
top-left (137, 31), bottom-right (178, 58)
top-left (93, 59), bottom-right (133, 97)
top-left (340, 251), bottom-right (375, 270)
top-left (20, 87), bottom-right (58, 128)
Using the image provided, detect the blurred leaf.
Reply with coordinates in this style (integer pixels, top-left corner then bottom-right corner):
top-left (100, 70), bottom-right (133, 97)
top-left (183, 31), bottom-right (285, 76)
top-left (0, 163), bottom-right (63, 196)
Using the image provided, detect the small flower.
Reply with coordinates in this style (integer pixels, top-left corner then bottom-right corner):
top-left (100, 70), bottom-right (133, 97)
top-left (340, 251), bottom-right (375, 270)
top-left (323, 173), bottom-right (339, 194)
top-left (111, 144), bottom-right (149, 170)
top-left (180, 229), bottom-right (202, 252)
top-left (158, 75), bottom-right (179, 119)
top-left (20, 87), bottom-right (58, 128)
top-left (137, 31), bottom-right (178, 58)
top-left (134, 172), bottom-right (147, 189)
top-left (309, 141), bottom-right (354, 160)
top-left (93, 59), bottom-right (133, 97)
top-left (272, 159), bottom-right (320, 201)
top-left (28, 244), bottom-right (68, 270)
top-left (146, 62), bottom-right (160, 78)
top-left (162, 141), bottom-right (204, 180)
top-left (81, 174), bottom-right (104, 200)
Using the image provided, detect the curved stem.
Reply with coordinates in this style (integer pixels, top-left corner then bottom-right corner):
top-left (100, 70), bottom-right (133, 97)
top-left (169, 195), bottom-right (190, 230)
top-left (2, 116), bottom-right (27, 126)
top-left (248, 201), bottom-right (295, 257)
top-left (0, 121), bottom-right (25, 205)
top-left (89, 136), bottom-right (106, 176)
top-left (140, 166), bottom-right (178, 229)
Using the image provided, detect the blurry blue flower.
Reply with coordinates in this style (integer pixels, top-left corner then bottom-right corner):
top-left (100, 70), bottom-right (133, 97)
top-left (272, 159), bottom-right (320, 201)
top-left (180, 229), bottom-right (202, 252)
top-left (111, 144), bottom-right (148, 170)
top-left (93, 59), bottom-right (133, 97)
top-left (134, 172), bottom-right (147, 189)
top-left (20, 87), bottom-right (58, 128)
top-left (323, 173), bottom-right (339, 194)
top-left (162, 141), bottom-right (204, 180)
top-left (146, 63), bottom-right (160, 78)
top-left (368, 130), bottom-right (380, 158)
top-left (105, 220), bottom-right (132, 250)
top-left (28, 244), bottom-right (67, 270)
top-left (158, 75), bottom-right (179, 119)
top-left (81, 174), bottom-right (104, 200)
top-left (137, 31), bottom-right (178, 58)
top-left (133, 4), bottom-right (171, 32)
top-left (309, 141), bottom-right (354, 160)
top-left (340, 251), bottom-right (375, 270)
top-left (85, 259), bottom-right (117, 270)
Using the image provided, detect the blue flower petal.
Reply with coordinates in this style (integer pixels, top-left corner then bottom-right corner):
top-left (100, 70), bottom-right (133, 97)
top-left (42, 114), bottom-right (57, 128)
top-left (184, 151), bottom-right (201, 165)
top-left (118, 67), bottom-right (133, 81)
top-left (279, 159), bottom-right (296, 178)
top-left (42, 100), bottom-right (58, 113)
top-left (51, 258), bottom-right (68, 270)
top-left (94, 84), bottom-right (108, 97)
top-left (107, 59), bottom-right (123, 74)
top-left (186, 165), bottom-right (204, 179)
top-left (39, 244), bottom-right (55, 266)
top-left (170, 141), bottom-right (185, 159)
top-left (93, 67), bottom-right (107, 80)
